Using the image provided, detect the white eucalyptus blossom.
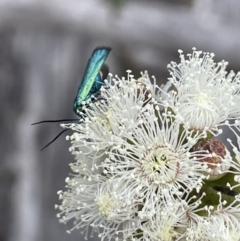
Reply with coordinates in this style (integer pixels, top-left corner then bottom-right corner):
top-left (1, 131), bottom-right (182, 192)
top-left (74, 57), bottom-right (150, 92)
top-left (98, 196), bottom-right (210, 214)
top-left (161, 48), bottom-right (240, 134)
top-left (57, 174), bottom-right (139, 240)
top-left (139, 197), bottom-right (194, 241)
top-left (101, 107), bottom-right (208, 206)
top-left (183, 193), bottom-right (240, 241)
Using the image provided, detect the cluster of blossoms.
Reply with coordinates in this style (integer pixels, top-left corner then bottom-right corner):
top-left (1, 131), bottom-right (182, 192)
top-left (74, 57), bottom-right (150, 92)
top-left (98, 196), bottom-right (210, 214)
top-left (56, 48), bottom-right (240, 241)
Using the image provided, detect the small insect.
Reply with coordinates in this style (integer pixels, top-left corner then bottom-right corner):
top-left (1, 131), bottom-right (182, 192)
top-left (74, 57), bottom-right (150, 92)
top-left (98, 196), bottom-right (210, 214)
top-left (32, 46), bottom-right (112, 150)
top-left (73, 47), bottom-right (111, 116)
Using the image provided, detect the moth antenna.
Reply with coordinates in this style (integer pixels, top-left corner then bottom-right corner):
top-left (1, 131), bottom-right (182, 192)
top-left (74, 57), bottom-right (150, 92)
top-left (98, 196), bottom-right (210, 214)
top-left (32, 119), bottom-right (80, 125)
top-left (41, 129), bottom-right (70, 151)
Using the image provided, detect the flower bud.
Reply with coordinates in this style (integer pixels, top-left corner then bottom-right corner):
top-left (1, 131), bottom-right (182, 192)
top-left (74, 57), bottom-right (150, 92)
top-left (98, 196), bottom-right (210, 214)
top-left (192, 139), bottom-right (231, 180)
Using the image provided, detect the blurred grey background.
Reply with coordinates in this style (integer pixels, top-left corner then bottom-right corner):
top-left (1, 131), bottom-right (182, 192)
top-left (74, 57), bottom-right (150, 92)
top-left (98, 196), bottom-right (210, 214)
top-left (0, 0), bottom-right (240, 241)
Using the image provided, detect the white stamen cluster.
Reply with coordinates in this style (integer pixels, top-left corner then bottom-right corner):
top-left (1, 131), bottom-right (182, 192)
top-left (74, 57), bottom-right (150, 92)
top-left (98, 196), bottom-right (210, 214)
top-left (56, 50), bottom-right (240, 241)
top-left (162, 48), bottom-right (240, 134)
